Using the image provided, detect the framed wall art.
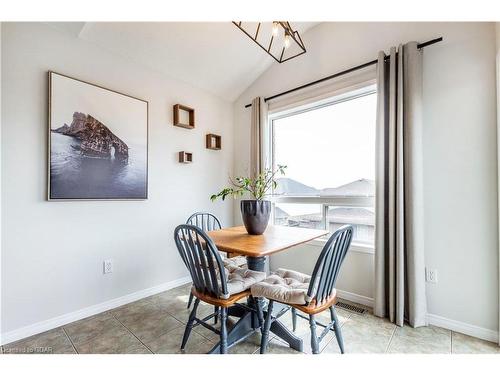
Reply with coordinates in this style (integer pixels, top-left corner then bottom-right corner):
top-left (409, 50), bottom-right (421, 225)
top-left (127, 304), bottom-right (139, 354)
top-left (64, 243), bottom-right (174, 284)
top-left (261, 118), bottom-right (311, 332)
top-left (48, 72), bottom-right (148, 200)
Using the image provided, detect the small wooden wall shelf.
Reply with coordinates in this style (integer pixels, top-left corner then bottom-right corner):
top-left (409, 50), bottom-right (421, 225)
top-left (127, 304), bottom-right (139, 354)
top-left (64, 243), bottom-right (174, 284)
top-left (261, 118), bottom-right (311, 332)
top-left (206, 134), bottom-right (222, 150)
top-left (178, 151), bottom-right (193, 163)
top-left (173, 104), bottom-right (195, 129)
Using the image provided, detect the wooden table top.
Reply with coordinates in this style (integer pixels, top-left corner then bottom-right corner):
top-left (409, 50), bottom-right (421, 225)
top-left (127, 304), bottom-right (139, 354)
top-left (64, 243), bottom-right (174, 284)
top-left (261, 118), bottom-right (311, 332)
top-left (207, 225), bottom-right (329, 257)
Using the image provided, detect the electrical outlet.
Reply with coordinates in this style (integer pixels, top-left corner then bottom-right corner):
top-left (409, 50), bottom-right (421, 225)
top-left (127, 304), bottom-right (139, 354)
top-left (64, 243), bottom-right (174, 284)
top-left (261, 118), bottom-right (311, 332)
top-left (103, 260), bottom-right (113, 274)
top-left (425, 268), bottom-right (438, 284)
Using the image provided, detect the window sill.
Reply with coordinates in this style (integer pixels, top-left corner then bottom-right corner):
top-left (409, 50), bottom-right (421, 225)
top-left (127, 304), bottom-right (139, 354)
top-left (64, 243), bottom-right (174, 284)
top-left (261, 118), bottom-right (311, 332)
top-left (307, 238), bottom-right (375, 254)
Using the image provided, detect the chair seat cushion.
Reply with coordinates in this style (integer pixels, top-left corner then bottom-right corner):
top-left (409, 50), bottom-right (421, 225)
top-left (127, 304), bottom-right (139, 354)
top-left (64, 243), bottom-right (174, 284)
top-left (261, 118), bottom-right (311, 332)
top-left (222, 267), bottom-right (266, 298)
top-left (250, 268), bottom-right (313, 305)
top-left (223, 255), bottom-right (247, 271)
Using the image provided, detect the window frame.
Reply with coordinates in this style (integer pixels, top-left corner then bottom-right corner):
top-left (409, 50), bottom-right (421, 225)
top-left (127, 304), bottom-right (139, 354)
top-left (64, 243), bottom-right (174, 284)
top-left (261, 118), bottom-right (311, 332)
top-left (267, 83), bottom-right (377, 254)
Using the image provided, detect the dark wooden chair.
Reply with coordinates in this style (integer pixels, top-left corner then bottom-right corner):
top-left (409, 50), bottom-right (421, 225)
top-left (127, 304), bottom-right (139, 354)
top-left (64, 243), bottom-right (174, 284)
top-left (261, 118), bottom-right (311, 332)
top-left (251, 225), bottom-right (353, 354)
top-left (185, 212), bottom-right (246, 311)
top-left (186, 212), bottom-right (222, 232)
top-left (185, 212), bottom-right (222, 310)
top-left (174, 224), bottom-right (266, 354)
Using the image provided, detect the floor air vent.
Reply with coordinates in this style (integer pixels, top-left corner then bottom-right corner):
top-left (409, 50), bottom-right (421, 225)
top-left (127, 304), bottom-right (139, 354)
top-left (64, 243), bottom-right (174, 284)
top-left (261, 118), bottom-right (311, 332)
top-left (335, 301), bottom-right (366, 314)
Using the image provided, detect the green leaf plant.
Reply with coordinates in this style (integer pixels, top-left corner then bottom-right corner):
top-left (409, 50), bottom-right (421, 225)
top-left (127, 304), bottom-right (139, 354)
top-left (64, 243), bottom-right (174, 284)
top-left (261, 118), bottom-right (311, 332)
top-left (211, 165), bottom-right (287, 202)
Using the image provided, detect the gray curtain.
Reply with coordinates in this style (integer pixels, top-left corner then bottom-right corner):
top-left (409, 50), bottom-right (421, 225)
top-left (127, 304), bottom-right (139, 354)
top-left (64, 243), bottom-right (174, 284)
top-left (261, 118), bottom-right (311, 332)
top-left (374, 42), bottom-right (427, 328)
top-left (250, 97), bottom-right (270, 274)
top-left (250, 97), bottom-right (263, 179)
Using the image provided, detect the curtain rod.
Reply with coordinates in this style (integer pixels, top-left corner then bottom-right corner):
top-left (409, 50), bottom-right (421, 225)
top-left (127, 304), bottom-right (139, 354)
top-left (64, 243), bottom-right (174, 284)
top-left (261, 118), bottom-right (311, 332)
top-left (244, 37), bottom-right (443, 108)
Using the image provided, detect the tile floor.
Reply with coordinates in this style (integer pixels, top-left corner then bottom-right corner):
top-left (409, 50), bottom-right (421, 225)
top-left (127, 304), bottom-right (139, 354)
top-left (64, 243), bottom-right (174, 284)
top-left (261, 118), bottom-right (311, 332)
top-left (2, 283), bottom-right (499, 354)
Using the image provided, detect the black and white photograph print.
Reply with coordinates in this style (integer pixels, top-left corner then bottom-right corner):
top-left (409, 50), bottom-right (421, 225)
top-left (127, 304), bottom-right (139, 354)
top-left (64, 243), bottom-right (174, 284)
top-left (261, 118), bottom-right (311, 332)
top-left (48, 72), bottom-right (148, 200)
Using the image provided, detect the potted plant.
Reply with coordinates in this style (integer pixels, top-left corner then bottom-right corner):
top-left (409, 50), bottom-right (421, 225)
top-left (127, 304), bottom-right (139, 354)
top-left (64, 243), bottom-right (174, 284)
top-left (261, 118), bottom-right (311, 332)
top-left (211, 165), bottom-right (287, 235)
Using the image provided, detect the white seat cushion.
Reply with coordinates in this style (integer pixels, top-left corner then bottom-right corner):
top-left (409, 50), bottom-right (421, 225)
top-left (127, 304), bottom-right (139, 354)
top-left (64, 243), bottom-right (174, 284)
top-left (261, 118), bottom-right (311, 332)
top-left (221, 267), bottom-right (266, 299)
top-left (250, 268), bottom-right (313, 305)
top-left (223, 255), bottom-right (247, 271)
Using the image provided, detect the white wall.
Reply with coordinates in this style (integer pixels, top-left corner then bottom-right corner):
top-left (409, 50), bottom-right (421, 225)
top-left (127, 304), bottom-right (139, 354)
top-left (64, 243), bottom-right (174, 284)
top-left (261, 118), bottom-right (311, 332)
top-left (0, 21), bottom-right (3, 338)
top-left (1, 22), bottom-right (234, 340)
top-left (233, 22), bottom-right (499, 335)
top-left (496, 22), bottom-right (500, 343)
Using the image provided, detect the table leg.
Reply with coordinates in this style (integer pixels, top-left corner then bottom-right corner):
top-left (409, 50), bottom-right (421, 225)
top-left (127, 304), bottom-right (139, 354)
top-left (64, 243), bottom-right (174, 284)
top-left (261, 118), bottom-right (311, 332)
top-left (227, 305), bottom-right (246, 318)
top-left (246, 256), bottom-right (266, 272)
top-left (270, 318), bottom-right (304, 352)
top-left (246, 256), bottom-right (266, 326)
top-left (207, 311), bottom-right (254, 354)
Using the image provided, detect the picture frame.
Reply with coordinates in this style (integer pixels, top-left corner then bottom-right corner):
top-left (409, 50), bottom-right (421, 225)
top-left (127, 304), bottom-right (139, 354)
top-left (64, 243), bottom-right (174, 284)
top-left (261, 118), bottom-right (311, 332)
top-left (48, 71), bottom-right (149, 200)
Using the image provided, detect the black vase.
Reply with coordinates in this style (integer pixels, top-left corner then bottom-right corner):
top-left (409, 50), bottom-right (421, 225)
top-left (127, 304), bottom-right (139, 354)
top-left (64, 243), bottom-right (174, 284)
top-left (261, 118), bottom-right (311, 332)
top-left (240, 200), bottom-right (271, 235)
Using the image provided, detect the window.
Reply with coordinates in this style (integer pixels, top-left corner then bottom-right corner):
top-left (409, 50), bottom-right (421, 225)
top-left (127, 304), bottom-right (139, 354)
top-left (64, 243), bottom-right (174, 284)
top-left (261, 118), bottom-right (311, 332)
top-left (269, 85), bottom-right (376, 248)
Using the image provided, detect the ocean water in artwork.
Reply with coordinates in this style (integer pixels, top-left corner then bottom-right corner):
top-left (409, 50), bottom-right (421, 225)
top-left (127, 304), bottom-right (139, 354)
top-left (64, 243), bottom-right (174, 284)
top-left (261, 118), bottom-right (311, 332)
top-left (50, 112), bottom-right (147, 199)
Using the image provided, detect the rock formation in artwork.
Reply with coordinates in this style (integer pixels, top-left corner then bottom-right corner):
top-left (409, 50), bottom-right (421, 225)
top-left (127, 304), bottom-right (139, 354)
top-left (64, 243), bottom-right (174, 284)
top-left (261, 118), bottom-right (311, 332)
top-left (52, 112), bottom-right (129, 159)
top-left (52, 124), bottom-right (69, 134)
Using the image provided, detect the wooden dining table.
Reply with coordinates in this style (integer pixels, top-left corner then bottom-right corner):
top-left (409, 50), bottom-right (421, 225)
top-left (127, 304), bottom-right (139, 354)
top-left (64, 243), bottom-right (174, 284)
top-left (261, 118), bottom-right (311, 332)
top-left (206, 225), bottom-right (328, 354)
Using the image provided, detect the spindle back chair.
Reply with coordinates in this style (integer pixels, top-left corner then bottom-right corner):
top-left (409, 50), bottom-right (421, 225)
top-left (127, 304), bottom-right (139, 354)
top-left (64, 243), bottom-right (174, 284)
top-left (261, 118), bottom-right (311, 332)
top-left (258, 225), bottom-right (353, 354)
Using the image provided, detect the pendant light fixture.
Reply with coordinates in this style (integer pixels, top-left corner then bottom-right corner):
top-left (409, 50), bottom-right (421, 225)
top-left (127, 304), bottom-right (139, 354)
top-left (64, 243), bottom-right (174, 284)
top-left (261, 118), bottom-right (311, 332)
top-left (232, 21), bottom-right (306, 63)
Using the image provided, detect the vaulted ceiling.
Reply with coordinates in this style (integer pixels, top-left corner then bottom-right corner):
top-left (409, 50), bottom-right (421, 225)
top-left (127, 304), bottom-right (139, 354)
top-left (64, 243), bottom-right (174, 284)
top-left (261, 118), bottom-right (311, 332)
top-left (47, 22), bottom-right (318, 102)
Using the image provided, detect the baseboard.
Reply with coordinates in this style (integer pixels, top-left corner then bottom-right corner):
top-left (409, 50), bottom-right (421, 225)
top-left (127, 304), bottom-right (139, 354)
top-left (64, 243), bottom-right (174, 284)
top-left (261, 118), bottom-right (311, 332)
top-left (0, 276), bottom-right (191, 346)
top-left (336, 289), bottom-right (374, 308)
top-left (427, 313), bottom-right (499, 344)
top-left (334, 294), bottom-right (498, 344)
